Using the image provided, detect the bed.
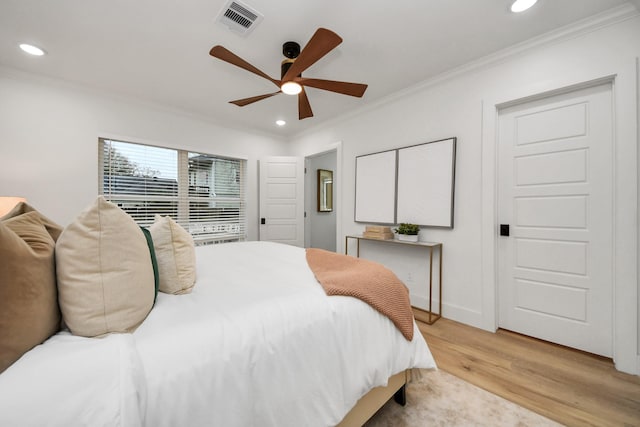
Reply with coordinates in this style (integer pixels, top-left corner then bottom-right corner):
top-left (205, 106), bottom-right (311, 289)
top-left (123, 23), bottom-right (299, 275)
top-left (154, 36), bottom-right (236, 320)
top-left (0, 239), bottom-right (435, 426)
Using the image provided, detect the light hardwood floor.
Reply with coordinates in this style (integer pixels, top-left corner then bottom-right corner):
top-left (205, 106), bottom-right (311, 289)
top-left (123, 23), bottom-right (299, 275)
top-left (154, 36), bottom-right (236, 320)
top-left (417, 317), bottom-right (640, 427)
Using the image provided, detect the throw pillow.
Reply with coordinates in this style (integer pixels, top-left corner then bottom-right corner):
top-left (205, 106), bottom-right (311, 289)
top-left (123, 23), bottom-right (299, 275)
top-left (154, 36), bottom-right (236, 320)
top-left (149, 215), bottom-right (196, 294)
top-left (0, 204), bottom-right (62, 373)
top-left (56, 196), bottom-right (154, 337)
top-left (0, 201), bottom-right (62, 240)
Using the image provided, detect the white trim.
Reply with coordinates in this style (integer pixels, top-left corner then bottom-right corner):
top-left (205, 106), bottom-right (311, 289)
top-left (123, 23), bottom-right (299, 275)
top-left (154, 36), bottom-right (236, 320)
top-left (98, 131), bottom-right (250, 161)
top-left (480, 99), bottom-right (499, 333)
top-left (441, 303), bottom-right (484, 330)
top-left (304, 157), bottom-right (311, 248)
top-left (611, 60), bottom-right (639, 374)
top-left (481, 62), bottom-right (638, 374)
top-left (412, 296), bottom-right (484, 329)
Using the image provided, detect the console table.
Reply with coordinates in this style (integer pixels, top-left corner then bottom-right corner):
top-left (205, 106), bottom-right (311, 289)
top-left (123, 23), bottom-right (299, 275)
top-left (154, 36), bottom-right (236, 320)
top-left (345, 235), bottom-right (442, 324)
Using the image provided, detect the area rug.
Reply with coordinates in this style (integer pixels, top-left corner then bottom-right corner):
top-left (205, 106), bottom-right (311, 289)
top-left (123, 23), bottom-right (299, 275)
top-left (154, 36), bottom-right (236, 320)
top-left (365, 369), bottom-right (562, 426)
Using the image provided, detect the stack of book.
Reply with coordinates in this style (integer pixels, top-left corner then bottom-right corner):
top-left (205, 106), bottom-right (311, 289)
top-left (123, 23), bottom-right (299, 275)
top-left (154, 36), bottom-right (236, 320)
top-left (362, 225), bottom-right (394, 240)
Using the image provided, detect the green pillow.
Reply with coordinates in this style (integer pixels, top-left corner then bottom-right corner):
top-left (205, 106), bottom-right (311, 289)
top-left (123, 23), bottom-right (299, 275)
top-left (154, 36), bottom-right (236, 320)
top-left (140, 226), bottom-right (160, 304)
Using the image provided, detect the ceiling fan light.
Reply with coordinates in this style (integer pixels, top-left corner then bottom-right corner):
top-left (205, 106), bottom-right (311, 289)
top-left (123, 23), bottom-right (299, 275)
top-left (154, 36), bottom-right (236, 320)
top-left (281, 81), bottom-right (302, 95)
top-left (511, 0), bottom-right (538, 13)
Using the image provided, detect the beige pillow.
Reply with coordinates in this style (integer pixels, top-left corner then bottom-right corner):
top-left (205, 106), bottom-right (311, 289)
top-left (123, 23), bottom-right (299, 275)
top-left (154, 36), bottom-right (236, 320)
top-left (1, 202), bottom-right (63, 240)
top-left (56, 196), bottom-right (154, 337)
top-left (0, 204), bottom-right (62, 373)
top-left (149, 215), bottom-right (196, 294)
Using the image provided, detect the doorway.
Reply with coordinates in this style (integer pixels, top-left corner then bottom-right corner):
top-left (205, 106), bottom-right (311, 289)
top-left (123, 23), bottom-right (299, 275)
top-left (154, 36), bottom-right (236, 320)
top-left (258, 156), bottom-right (304, 247)
top-left (497, 82), bottom-right (613, 357)
top-left (305, 149), bottom-right (337, 251)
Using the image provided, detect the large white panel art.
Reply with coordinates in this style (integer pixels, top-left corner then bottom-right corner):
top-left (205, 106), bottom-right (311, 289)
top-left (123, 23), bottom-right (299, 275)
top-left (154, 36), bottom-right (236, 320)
top-left (397, 138), bottom-right (456, 227)
top-left (354, 150), bottom-right (397, 224)
top-left (354, 137), bottom-right (456, 227)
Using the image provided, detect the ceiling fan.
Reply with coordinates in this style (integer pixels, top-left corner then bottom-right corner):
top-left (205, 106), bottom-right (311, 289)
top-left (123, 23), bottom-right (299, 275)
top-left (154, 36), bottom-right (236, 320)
top-left (209, 28), bottom-right (368, 120)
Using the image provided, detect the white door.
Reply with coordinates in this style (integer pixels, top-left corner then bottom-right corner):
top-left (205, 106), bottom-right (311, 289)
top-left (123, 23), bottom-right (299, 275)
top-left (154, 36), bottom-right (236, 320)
top-left (498, 83), bottom-right (613, 357)
top-left (259, 156), bottom-right (304, 247)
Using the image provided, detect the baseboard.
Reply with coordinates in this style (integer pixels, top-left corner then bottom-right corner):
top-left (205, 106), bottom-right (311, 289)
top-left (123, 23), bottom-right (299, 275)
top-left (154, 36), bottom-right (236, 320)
top-left (411, 298), bottom-right (485, 330)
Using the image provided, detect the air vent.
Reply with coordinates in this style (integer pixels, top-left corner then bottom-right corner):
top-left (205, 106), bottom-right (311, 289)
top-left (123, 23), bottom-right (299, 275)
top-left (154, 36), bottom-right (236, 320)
top-left (216, 1), bottom-right (263, 37)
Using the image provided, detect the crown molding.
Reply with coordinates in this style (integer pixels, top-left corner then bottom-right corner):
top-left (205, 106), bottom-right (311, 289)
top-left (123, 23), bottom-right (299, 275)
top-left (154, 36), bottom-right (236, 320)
top-left (291, 3), bottom-right (639, 141)
top-left (0, 65), bottom-right (284, 142)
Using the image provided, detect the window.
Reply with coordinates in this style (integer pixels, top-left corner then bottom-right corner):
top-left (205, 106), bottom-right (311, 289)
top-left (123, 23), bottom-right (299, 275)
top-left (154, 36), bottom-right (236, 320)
top-left (99, 138), bottom-right (246, 244)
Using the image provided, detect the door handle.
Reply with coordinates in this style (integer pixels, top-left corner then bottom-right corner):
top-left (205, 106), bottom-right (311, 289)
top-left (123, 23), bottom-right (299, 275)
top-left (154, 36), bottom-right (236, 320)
top-left (261, 218), bottom-right (266, 225)
top-left (500, 224), bottom-right (510, 236)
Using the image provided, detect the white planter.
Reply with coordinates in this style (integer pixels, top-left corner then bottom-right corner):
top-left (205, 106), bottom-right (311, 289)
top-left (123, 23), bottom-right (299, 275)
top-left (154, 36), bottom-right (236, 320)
top-left (397, 234), bottom-right (419, 242)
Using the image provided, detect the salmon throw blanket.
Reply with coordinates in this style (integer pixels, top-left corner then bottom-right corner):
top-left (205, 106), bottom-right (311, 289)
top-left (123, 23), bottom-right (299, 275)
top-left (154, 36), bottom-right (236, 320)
top-left (305, 248), bottom-right (414, 341)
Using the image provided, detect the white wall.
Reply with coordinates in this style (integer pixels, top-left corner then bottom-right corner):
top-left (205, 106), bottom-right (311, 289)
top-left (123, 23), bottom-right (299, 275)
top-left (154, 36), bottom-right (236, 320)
top-left (289, 13), bottom-right (640, 372)
top-left (0, 69), bottom-right (288, 240)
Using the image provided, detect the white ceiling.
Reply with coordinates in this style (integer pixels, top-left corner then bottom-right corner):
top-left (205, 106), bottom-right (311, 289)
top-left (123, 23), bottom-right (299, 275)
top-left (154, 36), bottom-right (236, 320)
top-left (0, 0), bottom-right (633, 138)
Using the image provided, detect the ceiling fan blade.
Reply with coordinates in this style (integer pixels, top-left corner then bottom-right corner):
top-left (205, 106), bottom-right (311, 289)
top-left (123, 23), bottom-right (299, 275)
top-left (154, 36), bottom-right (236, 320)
top-left (229, 91), bottom-right (281, 107)
top-left (298, 87), bottom-right (313, 120)
top-left (283, 28), bottom-right (342, 82)
top-left (297, 78), bottom-right (368, 97)
top-left (210, 46), bottom-right (281, 87)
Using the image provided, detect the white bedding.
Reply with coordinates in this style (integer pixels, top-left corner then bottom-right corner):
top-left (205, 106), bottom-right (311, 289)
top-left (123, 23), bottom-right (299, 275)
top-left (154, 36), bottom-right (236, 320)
top-left (0, 333), bottom-right (146, 427)
top-left (134, 241), bottom-right (436, 427)
top-left (0, 241), bottom-right (435, 427)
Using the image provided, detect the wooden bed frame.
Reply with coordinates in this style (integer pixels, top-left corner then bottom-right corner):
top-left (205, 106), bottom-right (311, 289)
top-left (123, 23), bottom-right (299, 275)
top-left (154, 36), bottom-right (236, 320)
top-left (337, 370), bottom-right (409, 426)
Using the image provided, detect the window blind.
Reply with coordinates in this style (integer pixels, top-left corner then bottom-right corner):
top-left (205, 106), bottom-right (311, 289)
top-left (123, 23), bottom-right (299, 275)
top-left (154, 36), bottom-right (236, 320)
top-left (100, 138), bottom-right (246, 244)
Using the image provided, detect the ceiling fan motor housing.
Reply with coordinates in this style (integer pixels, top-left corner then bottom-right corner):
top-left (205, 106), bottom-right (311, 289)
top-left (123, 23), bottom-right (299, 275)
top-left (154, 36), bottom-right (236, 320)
top-left (281, 41), bottom-right (300, 78)
top-left (281, 59), bottom-right (295, 78)
top-left (282, 41), bottom-right (300, 59)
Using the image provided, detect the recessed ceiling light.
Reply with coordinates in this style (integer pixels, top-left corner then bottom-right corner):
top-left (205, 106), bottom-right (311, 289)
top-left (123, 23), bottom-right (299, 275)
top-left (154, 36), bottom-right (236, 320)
top-left (275, 120), bottom-right (286, 126)
top-left (511, 0), bottom-right (538, 13)
top-left (19, 43), bottom-right (45, 56)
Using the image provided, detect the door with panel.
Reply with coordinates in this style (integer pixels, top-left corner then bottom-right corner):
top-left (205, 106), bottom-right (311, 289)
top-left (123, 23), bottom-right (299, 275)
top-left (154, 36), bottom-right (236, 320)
top-left (498, 83), bottom-right (613, 357)
top-left (259, 156), bottom-right (304, 247)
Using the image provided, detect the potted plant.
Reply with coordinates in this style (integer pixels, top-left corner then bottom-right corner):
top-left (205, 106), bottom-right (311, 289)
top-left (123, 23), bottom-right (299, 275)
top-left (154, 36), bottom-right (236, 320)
top-left (394, 223), bottom-right (420, 242)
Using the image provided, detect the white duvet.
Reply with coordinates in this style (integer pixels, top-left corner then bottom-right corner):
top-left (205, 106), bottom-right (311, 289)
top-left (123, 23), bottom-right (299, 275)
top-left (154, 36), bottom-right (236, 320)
top-left (0, 241), bottom-right (436, 427)
top-left (0, 333), bottom-right (146, 427)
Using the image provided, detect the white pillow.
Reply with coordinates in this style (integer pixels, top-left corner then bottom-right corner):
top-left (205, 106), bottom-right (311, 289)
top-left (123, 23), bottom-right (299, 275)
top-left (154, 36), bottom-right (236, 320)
top-left (149, 215), bottom-right (196, 294)
top-left (56, 196), bottom-right (154, 337)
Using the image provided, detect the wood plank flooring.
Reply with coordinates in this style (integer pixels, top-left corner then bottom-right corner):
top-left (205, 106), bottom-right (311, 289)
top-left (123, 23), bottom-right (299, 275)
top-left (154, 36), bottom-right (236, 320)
top-left (417, 317), bottom-right (640, 427)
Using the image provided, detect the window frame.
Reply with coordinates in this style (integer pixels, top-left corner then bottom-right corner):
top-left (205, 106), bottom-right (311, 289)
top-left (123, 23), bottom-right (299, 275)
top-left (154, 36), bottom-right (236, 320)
top-left (99, 138), bottom-right (247, 244)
